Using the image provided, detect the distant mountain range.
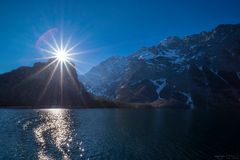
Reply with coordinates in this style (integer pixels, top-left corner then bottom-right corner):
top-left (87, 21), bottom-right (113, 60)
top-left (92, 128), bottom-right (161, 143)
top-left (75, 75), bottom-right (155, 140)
top-left (80, 24), bottom-right (240, 108)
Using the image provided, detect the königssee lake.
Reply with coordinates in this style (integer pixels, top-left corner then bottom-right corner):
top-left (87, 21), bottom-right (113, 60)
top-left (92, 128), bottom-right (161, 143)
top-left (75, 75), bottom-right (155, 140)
top-left (0, 108), bottom-right (240, 160)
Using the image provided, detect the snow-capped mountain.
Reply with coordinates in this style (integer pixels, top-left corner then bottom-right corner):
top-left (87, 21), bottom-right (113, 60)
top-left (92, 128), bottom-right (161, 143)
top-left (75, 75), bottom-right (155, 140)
top-left (79, 24), bottom-right (240, 108)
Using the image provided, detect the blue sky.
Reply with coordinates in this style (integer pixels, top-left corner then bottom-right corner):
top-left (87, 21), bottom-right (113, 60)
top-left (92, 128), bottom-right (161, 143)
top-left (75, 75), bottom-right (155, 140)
top-left (0, 0), bottom-right (240, 74)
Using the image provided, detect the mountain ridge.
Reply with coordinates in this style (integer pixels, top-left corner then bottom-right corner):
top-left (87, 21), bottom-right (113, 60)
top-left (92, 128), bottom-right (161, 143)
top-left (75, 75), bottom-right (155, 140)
top-left (0, 59), bottom-right (136, 108)
top-left (0, 59), bottom-right (155, 108)
top-left (80, 24), bottom-right (240, 108)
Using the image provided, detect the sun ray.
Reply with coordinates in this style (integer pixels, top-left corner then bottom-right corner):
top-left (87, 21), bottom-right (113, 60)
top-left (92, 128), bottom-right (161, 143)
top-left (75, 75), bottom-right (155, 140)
top-left (60, 31), bottom-right (64, 51)
top-left (50, 33), bottom-right (60, 52)
top-left (60, 61), bottom-right (64, 105)
top-left (64, 60), bottom-right (82, 74)
top-left (34, 59), bottom-right (59, 75)
top-left (65, 42), bottom-right (80, 54)
top-left (41, 39), bottom-right (58, 53)
top-left (13, 58), bottom-right (59, 90)
top-left (63, 61), bottom-right (82, 94)
top-left (67, 47), bottom-right (103, 56)
top-left (67, 57), bottom-right (93, 66)
top-left (65, 60), bottom-right (76, 69)
top-left (38, 48), bottom-right (58, 55)
top-left (62, 61), bottom-right (87, 106)
top-left (38, 61), bottom-right (60, 101)
top-left (35, 56), bottom-right (57, 60)
top-left (67, 51), bottom-right (88, 56)
top-left (63, 35), bottom-right (73, 52)
top-left (34, 30), bottom-right (89, 105)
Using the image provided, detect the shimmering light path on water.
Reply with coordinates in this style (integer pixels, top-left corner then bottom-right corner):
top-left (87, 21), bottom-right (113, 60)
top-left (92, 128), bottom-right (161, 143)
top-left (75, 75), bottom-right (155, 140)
top-left (0, 108), bottom-right (240, 160)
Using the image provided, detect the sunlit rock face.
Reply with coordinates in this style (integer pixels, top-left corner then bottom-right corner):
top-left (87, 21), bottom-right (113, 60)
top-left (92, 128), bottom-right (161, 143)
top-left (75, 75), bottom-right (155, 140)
top-left (0, 59), bottom-right (94, 106)
top-left (80, 24), bottom-right (240, 108)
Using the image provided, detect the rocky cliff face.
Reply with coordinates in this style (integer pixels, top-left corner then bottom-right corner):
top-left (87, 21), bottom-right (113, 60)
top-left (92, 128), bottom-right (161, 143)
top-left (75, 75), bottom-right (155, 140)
top-left (80, 24), bottom-right (240, 108)
top-left (0, 59), bottom-right (95, 106)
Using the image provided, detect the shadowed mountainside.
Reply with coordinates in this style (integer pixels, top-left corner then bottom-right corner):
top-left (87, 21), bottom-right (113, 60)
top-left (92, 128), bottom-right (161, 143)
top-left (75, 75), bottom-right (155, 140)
top-left (0, 59), bottom-right (135, 108)
top-left (80, 24), bottom-right (240, 108)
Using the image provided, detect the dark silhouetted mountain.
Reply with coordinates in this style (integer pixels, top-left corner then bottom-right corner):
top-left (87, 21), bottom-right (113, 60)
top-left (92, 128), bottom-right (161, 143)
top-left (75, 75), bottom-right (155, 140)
top-left (80, 24), bottom-right (240, 108)
top-left (0, 59), bottom-right (125, 107)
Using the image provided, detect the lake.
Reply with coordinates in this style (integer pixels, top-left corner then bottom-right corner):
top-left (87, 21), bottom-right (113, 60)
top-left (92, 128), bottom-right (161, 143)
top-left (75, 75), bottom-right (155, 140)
top-left (0, 108), bottom-right (240, 160)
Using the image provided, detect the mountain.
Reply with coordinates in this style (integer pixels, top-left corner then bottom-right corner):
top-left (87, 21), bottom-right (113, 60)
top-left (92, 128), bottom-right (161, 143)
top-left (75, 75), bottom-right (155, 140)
top-left (0, 59), bottom-right (125, 107)
top-left (80, 24), bottom-right (240, 108)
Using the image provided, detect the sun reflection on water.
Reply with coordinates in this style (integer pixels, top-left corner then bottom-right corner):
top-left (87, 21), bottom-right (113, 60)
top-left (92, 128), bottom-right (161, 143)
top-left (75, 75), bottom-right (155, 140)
top-left (34, 109), bottom-right (84, 160)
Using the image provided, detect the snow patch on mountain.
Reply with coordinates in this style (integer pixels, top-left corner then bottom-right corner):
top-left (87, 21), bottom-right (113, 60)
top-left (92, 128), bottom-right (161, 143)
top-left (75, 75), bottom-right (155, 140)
top-left (157, 49), bottom-right (185, 64)
top-left (161, 49), bottom-right (179, 58)
top-left (81, 24), bottom-right (240, 106)
top-left (138, 50), bottom-right (154, 60)
top-left (190, 44), bottom-right (197, 49)
top-left (135, 48), bottom-right (186, 65)
top-left (180, 92), bottom-right (194, 108)
top-left (88, 87), bottom-right (107, 97)
top-left (151, 79), bottom-right (167, 98)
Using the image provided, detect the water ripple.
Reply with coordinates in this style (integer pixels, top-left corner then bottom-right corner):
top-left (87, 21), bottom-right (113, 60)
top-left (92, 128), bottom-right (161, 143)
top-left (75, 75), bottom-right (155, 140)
top-left (33, 109), bottom-right (85, 160)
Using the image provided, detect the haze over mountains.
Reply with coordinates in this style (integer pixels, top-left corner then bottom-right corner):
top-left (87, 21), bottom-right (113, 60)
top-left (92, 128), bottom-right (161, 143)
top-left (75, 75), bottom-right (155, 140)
top-left (80, 24), bottom-right (240, 108)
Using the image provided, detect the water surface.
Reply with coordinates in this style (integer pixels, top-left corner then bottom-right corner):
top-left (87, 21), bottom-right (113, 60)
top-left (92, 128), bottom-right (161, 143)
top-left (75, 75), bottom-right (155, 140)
top-left (0, 108), bottom-right (240, 160)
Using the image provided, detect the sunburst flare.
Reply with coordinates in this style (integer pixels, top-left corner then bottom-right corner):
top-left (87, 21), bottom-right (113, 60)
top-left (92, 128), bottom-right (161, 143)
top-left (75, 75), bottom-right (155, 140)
top-left (35, 29), bottom-right (84, 104)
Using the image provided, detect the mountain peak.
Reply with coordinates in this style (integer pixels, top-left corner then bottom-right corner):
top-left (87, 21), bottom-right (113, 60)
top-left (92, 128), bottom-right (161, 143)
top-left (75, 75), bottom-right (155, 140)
top-left (81, 24), bottom-right (240, 108)
top-left (0, 60), bottom-right (95, 106)
top-left (214, 24), bottom-right (240, 31)
top-left (159, 36), bottom-right (183, 48)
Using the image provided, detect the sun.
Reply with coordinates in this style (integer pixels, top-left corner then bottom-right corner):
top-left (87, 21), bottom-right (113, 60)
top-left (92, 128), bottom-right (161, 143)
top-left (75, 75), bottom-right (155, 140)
top-left (36, 29), bottom-right (83, 67)
top-left (35, 29), bottom-right (85, 104)
top-left (55, 49), bottom-right (69, 62)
